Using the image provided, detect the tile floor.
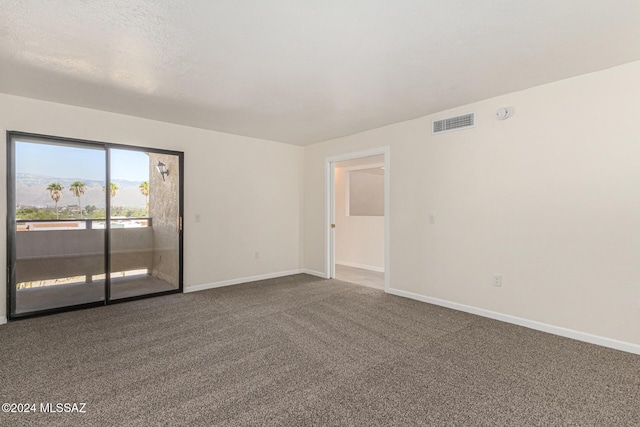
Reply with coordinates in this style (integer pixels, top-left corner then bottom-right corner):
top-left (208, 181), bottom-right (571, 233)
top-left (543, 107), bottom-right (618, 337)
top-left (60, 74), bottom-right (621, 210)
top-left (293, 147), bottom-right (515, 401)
top-left (334, 264), bottom-right (384, 289)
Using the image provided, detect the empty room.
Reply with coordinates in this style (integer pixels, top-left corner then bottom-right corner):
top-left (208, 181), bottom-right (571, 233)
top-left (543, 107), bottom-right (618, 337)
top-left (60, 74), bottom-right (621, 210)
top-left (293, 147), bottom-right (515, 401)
top-left (1, 1), bottom-right (639, 425)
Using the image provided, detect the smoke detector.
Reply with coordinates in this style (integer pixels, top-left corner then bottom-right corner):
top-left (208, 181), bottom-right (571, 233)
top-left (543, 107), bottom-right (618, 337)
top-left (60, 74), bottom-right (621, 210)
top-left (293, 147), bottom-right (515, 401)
top-left (496, 107), bottom-right (513, 120)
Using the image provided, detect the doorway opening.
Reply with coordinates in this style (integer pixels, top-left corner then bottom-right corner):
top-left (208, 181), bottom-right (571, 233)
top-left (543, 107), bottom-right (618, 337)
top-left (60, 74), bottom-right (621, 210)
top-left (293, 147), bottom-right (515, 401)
top-left (326, 147), bottom-right (389, 291)
top-left (7, 132), bottom-right (184, 319)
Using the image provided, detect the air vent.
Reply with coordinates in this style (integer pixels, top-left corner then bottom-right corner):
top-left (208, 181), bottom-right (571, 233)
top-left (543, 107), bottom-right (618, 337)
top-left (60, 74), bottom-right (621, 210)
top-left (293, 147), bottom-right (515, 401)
top-left (432, 112), bottom-right (475, 134)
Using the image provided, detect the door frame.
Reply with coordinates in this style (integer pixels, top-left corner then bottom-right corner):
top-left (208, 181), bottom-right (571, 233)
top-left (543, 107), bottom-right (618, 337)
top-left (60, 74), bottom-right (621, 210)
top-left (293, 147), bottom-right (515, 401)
top-left (325, 146), bottom-right (390, 292)
top-left (6, 131), bottom-right (184, 320)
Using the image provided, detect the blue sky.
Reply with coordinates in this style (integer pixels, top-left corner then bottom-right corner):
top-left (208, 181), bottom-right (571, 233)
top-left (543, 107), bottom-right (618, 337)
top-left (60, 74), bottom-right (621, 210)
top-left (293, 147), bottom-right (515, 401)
top-left (16, 142), bottom-right (150, 182)
top-left (111, 149), bottom-right (150, 182)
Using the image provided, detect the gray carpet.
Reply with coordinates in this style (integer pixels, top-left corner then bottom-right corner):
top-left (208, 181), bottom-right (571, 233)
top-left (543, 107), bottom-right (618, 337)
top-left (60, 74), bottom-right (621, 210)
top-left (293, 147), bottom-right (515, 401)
top-left (1, 274), bottom-right (638, 426)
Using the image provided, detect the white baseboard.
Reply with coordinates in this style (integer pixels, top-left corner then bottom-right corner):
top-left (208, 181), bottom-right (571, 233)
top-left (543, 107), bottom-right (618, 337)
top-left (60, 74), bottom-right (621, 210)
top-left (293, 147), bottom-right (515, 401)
top-left (0, 316), bottom-right (6, 325)
top-left (185, 269), bottom-right (310, 293)
top-left (336, 260), bottom-right (384, 273)
top-left (301, 269), bottom-right (329, 279)
top-left (387, 287), bottom-right (640, 356)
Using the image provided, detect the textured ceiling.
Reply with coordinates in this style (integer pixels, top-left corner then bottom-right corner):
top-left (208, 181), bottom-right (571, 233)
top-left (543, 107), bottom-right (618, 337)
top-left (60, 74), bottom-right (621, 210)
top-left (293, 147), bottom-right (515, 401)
top-left (1, 1), bottom-right (639, 145)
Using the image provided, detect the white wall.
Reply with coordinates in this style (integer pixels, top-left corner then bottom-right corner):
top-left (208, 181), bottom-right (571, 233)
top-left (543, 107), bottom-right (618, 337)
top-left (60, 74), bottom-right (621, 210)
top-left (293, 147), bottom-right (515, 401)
top-left (335, 167), bottom-right (384, 271)
top-left (0, 93), bottom-right (303, 320)
top-left (304, 61), bottom-right (640, 348)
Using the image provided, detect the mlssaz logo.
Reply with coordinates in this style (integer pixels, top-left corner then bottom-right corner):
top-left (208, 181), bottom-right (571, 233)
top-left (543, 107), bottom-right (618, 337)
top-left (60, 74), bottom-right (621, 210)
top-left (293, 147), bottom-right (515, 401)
top-left (40, 403), bottom-right (87, 413)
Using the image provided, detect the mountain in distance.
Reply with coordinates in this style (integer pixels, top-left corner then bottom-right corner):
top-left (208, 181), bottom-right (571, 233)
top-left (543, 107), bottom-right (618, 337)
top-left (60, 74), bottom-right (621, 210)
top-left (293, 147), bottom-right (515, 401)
top-left (17, 173), bottom-right (147, 208)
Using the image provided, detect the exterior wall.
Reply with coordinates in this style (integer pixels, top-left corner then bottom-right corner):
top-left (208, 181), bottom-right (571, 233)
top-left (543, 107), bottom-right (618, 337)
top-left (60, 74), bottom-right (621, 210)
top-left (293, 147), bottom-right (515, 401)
top-left (303, 61), bottom-right (640, 347)
top-left (148, 152), bottom-right (180, 286)
top-left (15, 227), bottom-right (152, 282)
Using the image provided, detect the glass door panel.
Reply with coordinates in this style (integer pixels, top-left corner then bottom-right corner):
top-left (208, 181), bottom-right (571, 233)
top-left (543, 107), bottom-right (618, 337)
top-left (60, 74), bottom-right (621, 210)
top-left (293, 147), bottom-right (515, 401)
top-left (108, 149), bottom-right (180, 300)
top-left (11, 136), bottom-right (106, 315)
top-left (8, 132), bottom-right (182, 319)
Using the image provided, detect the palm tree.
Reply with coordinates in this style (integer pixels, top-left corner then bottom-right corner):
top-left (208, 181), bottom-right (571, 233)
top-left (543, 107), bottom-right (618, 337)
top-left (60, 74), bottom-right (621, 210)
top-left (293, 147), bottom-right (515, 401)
top-left (46, 182), bottom-right (64, 219)
top-left (103, 182), bottom-right (119, 199)
top-left (139, 181), bottom-right (149, 215)
top-left (69, 181), bottom-right (87, 219)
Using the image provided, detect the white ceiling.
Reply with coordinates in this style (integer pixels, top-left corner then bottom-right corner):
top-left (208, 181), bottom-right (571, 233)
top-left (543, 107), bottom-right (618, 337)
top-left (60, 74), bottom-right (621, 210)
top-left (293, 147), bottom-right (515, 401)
top-left (1, 1), bottom-right (639, 145)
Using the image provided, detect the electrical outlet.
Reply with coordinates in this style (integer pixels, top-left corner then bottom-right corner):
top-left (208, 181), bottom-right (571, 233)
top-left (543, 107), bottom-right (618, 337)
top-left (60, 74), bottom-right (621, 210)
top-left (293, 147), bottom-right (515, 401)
top-left (493, 274), bottom-right (502, 287)
top-left (429, 213), bottom-right (436, 224)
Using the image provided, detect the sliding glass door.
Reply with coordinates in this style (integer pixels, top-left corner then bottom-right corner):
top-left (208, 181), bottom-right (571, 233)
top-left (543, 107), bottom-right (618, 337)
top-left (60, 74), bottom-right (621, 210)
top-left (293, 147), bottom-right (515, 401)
top-left (7, 132), bottom-right (183, 319)
top-left (108, 149), bottom-right (181, 300)
top-left (10, 138), bottom-right (107, 314)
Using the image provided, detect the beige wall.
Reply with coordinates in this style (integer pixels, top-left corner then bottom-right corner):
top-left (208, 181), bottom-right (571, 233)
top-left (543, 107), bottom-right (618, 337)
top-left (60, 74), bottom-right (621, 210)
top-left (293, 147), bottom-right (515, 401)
top-left (335, 167), bottom-right (384, 270)
top-left (0, 93), bottom-right (303, 320)
top-left (304, 61), bottom-right (640, 346)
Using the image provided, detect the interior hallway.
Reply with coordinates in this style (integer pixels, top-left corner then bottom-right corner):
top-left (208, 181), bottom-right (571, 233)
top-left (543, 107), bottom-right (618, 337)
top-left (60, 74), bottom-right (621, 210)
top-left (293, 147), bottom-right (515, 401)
top-left (335, 264), bottom-right (384, 290)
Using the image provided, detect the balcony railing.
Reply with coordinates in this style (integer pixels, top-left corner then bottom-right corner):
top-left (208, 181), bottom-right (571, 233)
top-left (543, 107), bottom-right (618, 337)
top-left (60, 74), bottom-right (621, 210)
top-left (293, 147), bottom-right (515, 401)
top-left (15, 218), bottom-right (155, 284)
top-left (16, 217), bottom-right (152, 231)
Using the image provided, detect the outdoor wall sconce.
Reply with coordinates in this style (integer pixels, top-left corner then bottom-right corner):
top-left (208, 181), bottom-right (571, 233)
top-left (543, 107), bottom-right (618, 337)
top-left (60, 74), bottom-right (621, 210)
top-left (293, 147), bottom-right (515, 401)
top-left (156, 161), bottom-right (169, 181)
